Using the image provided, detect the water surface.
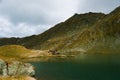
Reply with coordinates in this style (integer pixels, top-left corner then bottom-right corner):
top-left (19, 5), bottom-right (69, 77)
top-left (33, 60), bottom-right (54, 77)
top-left (31, 54), bottom-right (120, 80)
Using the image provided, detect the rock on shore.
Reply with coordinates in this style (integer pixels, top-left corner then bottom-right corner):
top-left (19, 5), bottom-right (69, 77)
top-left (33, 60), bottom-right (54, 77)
top-left (0, 59), bottom-right (35, 77)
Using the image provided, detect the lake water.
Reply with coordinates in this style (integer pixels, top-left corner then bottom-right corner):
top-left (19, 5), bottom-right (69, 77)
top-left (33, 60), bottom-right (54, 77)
top-left (30, 54), bottom-right (120, 80)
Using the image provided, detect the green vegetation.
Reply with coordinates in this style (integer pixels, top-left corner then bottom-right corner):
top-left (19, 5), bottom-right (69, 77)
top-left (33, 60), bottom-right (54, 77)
top-left (0, 45), bottom-right (30, 59)
top-left (0, 6), bottom-right (120, 54)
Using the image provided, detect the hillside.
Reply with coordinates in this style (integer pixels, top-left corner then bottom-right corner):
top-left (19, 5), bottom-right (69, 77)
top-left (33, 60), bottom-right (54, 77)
top-left (0, 6), bottom-right (120, 54)
top-left (0, 45), bottom-right (53, 60)
top-left (0, 45), bottom-right (31, 59)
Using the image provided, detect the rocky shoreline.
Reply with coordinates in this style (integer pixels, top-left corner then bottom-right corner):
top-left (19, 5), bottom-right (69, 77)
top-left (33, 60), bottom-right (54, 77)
top-left (0, 59), bottom-right (36, 80)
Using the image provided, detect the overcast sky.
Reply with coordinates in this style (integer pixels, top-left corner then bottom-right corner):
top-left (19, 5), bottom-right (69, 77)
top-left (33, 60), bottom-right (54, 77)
top-left (0, 0), bottom-right (120, 37)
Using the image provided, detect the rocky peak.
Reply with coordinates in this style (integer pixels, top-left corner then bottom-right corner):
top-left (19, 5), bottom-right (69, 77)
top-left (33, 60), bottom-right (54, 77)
top-left (110, 6), bottom-right (120, 14)
top-left (64, 12), bottom-right (105, 25)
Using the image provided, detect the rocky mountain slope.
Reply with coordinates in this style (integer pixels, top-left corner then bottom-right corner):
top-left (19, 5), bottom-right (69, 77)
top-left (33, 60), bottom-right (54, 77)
top-left (0, 6), bottom-right (120, 54)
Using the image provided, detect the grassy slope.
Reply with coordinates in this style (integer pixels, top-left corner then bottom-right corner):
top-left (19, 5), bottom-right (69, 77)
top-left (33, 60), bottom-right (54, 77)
top-left (36, 6), bottom-right (120, 54)
top-left (0, 6), bottom-right (120, 54)
top-left (29, 12), bottom-right (106, 50)
top-left (0, 45), bottom-right (58, 60)
top-left (85, 6), bottom-right (120, 54)
top-left (0, 45), bottom-right (31, 59)
top-left (0, 12), bottom-right (105, 49)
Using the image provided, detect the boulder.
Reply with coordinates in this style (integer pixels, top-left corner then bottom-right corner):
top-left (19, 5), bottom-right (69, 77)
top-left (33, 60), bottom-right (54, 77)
top-left (8, 61), bottom-right (35, 77)
top-left (0, 59), bottom-right (35, 77)
top-left (0, 59), bottom-right (7, 76)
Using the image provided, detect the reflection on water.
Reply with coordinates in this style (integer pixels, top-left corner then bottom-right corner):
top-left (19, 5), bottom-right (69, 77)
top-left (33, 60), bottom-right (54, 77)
top-left (30, 54), bottom-right (120, 80)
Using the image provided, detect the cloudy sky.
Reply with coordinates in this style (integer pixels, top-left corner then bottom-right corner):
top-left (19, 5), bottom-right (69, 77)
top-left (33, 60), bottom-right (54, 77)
top-left (0, 0), bottom-right (120, 37)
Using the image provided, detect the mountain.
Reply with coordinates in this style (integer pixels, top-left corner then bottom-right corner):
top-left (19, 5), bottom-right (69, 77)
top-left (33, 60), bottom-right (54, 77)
top-left (0, 6), bottom-right (120, 54)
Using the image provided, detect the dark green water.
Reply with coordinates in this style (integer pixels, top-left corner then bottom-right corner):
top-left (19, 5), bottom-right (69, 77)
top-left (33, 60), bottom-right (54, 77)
top-left (31, 54), bottom-right (120, 80)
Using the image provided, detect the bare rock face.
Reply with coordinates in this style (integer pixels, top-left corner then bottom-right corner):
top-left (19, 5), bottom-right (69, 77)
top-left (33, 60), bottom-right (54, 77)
top-left (0, 59), bottom-right (8, 76)
top-left (0, 59), bottom-right (35, 77)
top-left (8, 61), bottom-right (35, 76)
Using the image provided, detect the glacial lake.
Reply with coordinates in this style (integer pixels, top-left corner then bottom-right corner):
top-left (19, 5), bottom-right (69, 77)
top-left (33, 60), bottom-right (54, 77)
top-left (30, 54), bottom-right (120, 80)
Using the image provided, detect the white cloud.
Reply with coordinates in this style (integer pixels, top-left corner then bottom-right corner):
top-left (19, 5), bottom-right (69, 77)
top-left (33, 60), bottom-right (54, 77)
top-left (0, 0), bottom-right (81, 37)
top-left (78, 0), bottom-right (120, 13)
top-left (0, 16), bottom-right (51, 37)
top-left (0, 0), bottom-right (80, 24)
